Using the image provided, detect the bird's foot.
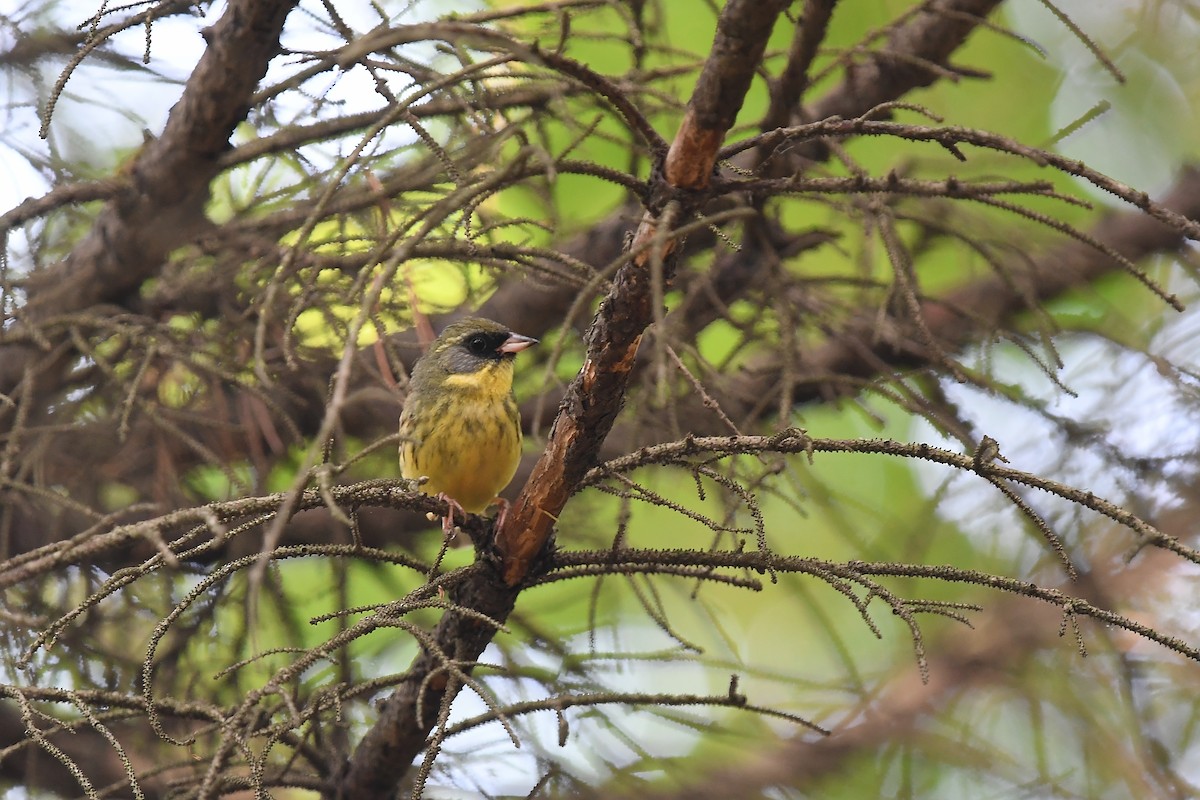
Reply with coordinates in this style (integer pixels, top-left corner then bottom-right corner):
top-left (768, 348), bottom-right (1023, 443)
top-left (439, 493), bottom-right (466, 536)
top-left (491, 496), bottom-right (512, 532)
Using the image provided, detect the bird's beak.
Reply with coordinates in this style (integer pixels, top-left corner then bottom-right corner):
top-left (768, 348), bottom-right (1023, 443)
top-left (499, 333), bottom-right (538, 354)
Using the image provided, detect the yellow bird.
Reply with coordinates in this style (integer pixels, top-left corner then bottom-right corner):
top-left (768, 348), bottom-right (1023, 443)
top-left (399, 317), bottom-right (537, 532)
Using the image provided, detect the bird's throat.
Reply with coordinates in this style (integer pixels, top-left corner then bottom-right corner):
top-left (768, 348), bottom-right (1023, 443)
top-left (442, 363), bottom-right (513, 398)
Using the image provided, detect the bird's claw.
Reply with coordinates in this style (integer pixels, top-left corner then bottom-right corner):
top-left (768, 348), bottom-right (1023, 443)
top-left (492, 496), bottom-right (511, 532)
top-left (439, 493), bottom-right (466, 536)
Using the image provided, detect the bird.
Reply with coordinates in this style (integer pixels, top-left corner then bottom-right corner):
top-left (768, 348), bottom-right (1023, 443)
top-left (398, 317), bottom-right (537, 534)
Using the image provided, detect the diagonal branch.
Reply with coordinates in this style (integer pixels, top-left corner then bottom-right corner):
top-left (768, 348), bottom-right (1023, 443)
top-left (496, 0), bottom-right (792, 586)
top-left (0, 0), bottom-right (299, 397)
top-left (332, 2), bottom-right (791, 797)
top-left (759, 0), bottom-right (840, 136)
top-left (808, 0), bottom-right (1004, 123)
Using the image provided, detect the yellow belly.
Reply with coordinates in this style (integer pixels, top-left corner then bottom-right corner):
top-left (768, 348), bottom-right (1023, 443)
top-left (400, 397), bottom-right (521, 513)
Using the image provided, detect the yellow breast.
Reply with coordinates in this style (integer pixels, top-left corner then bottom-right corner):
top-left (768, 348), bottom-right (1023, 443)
top-left (399, 364), bottom-right (522, 513)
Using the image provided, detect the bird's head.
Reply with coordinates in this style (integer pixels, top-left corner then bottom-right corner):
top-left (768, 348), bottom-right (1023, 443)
top-left (413, 317), bottom-right (538, 395)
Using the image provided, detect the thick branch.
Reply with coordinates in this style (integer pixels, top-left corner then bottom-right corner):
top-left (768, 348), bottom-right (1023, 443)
top-left (663, 0), bottom-right (790, 188)
top-left (497, 0), bottom-right (792, 586)
top-left (334, 3), bottom-right (791, 796)
top-left (1, 0), bottom-right (298, 395)
top-left (809, 0), bottom-right (1004, 122)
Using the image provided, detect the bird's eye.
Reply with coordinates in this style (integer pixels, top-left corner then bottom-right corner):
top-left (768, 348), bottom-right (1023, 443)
top-left (465, 334), bottom-right (491, 355)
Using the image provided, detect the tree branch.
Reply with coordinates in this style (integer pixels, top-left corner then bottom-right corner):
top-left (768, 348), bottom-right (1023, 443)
top-left (333, 2), bottom-right (792, 796)
top-left (743, 165), bottom-right (1200, 406)
top-left (0, 0), bottom-right (298, 396)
